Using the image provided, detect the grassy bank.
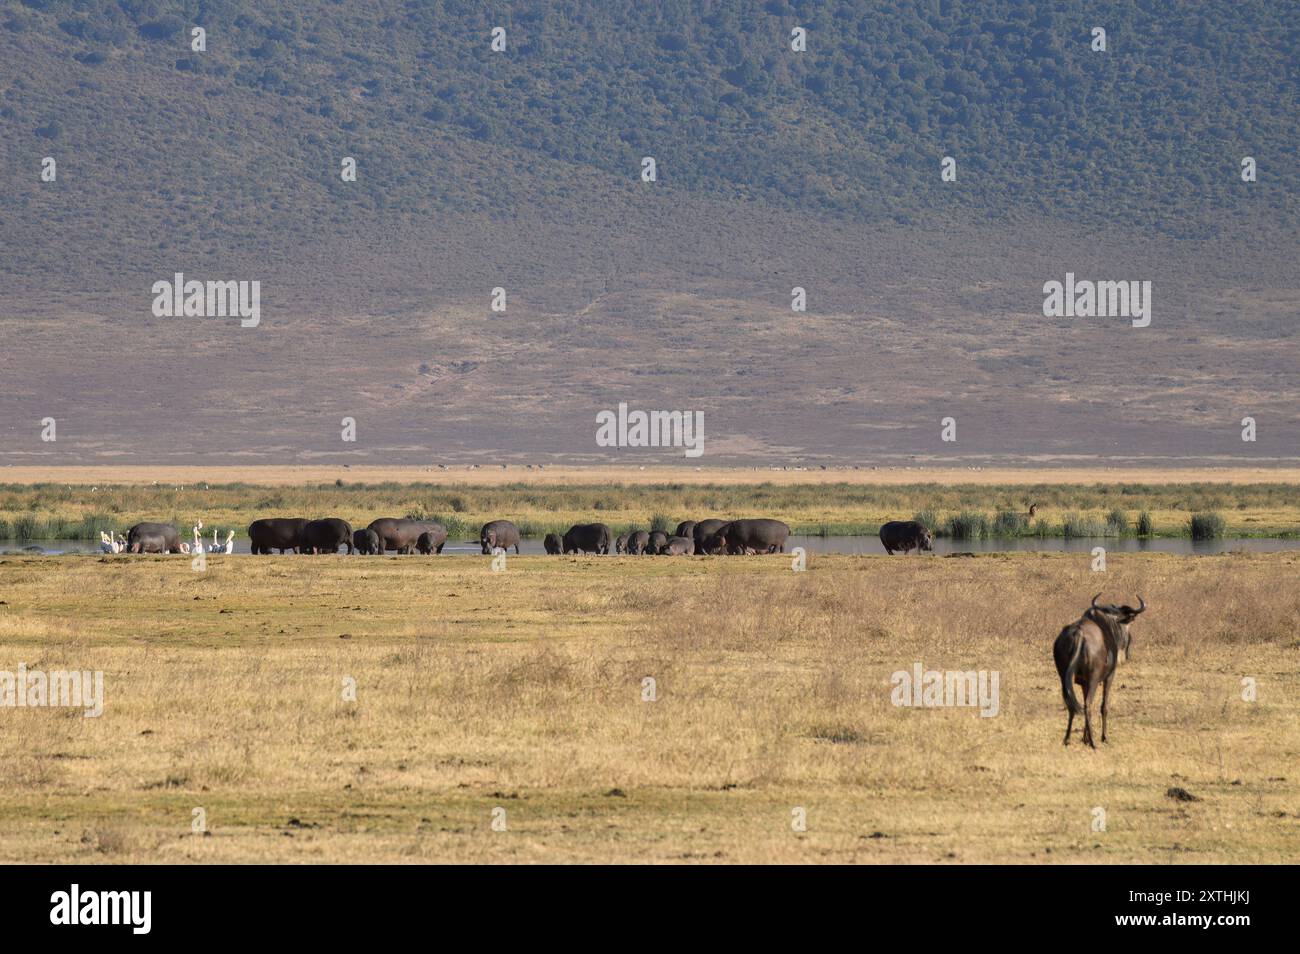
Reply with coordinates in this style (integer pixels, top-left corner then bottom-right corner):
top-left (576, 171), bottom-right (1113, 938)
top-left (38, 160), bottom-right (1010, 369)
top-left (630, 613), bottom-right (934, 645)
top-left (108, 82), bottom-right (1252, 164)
top-left (0, 551), bottom-right (1296, 863)
top-left (0, 480), bottom-right (1297, 541)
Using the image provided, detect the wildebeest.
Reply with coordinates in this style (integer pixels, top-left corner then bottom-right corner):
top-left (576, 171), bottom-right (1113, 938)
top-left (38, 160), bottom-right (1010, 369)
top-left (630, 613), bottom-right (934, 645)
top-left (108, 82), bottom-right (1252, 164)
top-left (353, 528), bottom-right (381, 554)
top-left (367, 518), bottom-right (445, 555)
top-left (646, 530), bottom-right (669, 554)
top-left (247, 518), bottom-right (308, 554)
top-left (563, 523), bottom-right (611, 554)
top-left (302, 518), bottom-right (354, 554)
top-left (659, 535), bottom-right (695, 555)
top-left (480, 520), bottom-right (521, 555)
top-left (692, 519), bottom-right (727, 554)
top-left (1028, 503), bottom-right (1039, 518)
top-left (626, 530), bottom-right (650, 555)
top-left (674, 520), bottom-right (696, 540)
top-left (879, 520), bottom-right (933, 555)
top-left (614, 534), bottom-right (629, 554)
top-left (416, 528), bottom-right (448, 554)
top-left (126, 522), bottom-right (182, 554)
top-left (712, 518), bottom-right (790, 554)
top-left (1054, 593), bottom-right (1146, 748)
top-left (543, 532), bottom-right (563, 554)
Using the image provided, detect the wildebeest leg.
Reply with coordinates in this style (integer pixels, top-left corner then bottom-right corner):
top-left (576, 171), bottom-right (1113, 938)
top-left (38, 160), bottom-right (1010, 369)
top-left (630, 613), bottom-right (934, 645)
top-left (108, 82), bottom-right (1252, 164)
top-left (514, 544), bottom-right (520, 554)
top-left (1100, 673), bottom-right (1114, 743)
top-left (1063, 704), bottom-right (1075, 746)
top-left (1082, 681), bottom-right (1098, 749)
top-left (436, 543), bottom-right (444, 554)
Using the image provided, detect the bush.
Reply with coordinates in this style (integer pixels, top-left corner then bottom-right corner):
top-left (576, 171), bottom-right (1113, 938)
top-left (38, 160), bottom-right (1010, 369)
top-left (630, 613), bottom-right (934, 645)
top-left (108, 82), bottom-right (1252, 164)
top-left (649, 513), bottom-right (673, 533)
top-left (1136, 511), bottom-right (1154, 536)
top-left (1105, 508), bottom-right (1130, 535)
top-left (911, 509), bottom-right (938, 532)
top-left (1061, 513), bottom-right (1105, 538)
top-left (945, 511), bottom-right (990, 539)
top-left (1190, 512), bottom-right (1226, 540)
top-left (993, 510), bottom-right (1029, 535)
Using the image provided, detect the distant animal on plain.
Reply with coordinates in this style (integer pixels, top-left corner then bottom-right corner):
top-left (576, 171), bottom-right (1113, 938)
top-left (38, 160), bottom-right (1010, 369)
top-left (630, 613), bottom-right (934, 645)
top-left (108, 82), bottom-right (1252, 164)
top-left (248, 518), bottom-right (309, 554)
top-left (710, 519), bottom-right (790, 554)
top-left (480, 520), bottom-right (521, 555)
top-left (659, 535), bottom-right (695, 555)
top-left (646, 530), bottom-right (669, 554)
top-left (368, 518), bottom-right (445, 555)
top-left (415, 530), bottom-right (446, 555)
top-left (1054, 593), bottom-right (1146, 748)
top-left (879, 520), bottom-right (933, 555)
top-left (304, 518), bottom-right (354, 554)
top-left (625, 530), bottom-right (650, 555)
top-left (674, 520), bottom-right (696, 540)
top-left (353, 528), bottom-right (381, 554)
top-left (563, 523), bottom-right (611, 555)
top-left (614, 534), bottom-right (628, 554)
top-left (1028, 503), bottom-right (1039, 518)
top-left (692, 519), bottom-right (727, 554)
top-left (126, 522), bottom-right (182, 554)
top-left (543, 532), bottom-right (563, 555)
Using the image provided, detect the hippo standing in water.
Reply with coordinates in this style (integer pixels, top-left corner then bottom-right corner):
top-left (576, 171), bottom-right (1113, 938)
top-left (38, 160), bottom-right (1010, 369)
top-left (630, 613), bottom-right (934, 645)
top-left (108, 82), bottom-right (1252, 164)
top-left (368, 518), bottom-right (446, 554)
top-left (302, 518), bottom-right (354, 554)
top-left (879, 520), bottom-right (933, 555)
top-left (646, 530), bottom-right (669, 554)
top-left (626, 530), bottom-right (650, 555)
top-left (563, 523), bottom-right (611, 554)
top-left (353, 528), bottom-right (381, 554)
top-left (543, 532), bottom-right (563, 554)
top-left (480, 520), bottom-right (521, 555)
top-left (713, 519), bottom-right (790, 554)
top-left (248, 517), bottom-right (308, 554)
top-left (693, 519), bottom-right (727, 554)
top-left (126, 522), bottom-right (182, 554)
top-left (660, 535), bottom-right (695, 555)
top-left (416, 528), bottom-right (448, 554)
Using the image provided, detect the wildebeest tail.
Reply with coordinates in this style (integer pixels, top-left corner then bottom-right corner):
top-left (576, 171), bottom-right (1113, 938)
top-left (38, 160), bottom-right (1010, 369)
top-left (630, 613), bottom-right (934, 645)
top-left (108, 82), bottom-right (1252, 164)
top-left (1057, 625), bottom-right (1084, 714)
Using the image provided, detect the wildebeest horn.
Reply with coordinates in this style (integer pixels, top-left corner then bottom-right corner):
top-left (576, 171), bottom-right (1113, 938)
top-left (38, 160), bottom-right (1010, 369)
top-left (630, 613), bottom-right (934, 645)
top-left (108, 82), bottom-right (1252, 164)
top-left (1091, 592), bottom-right (1102, 610)
top-left (1134, 595), bottom-right (1146, 614)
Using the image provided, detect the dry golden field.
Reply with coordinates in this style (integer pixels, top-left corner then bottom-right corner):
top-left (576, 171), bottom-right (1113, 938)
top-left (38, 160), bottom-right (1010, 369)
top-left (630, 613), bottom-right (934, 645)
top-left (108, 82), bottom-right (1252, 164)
top-left (0, 549), bottom-right (1296, 864)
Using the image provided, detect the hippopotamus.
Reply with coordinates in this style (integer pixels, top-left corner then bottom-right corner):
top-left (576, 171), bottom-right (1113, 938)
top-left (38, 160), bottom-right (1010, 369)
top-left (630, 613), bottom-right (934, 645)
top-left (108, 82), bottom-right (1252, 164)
top-left (353, 528), bottom-right (381, 554)
top-left (693, 519), bottom-right (727, 554)
top-left (543, 532), bottom-right (563, 554)
top-left (615, 534), bottom-right (629, 554)
top-left (646, 530), bottom-right (669, 554)
top-left (674, 520), bottom-right (696, 540)
top-left (626, 530), bottom-right (650, 555)
top-left (303, 518), bottom-right (354, 554)
top-left (416, 528), bottom-right (448, 554)
top-left (367, 518), bottom-right (446, 554)
top-left (563, 523), bottom-right (611, 554)
top-left (714, 518), bottom-right (790, 554)
top-left (126, 522), bottom-right (182, 554)
top-left (480, 520), bottom-right (521, 555)
top-left (248, 517), bottom-right (308, 554)
top-left (879, 520), bottom-right (933, 555)
top-left (660, 535), bottom-right (695, 555)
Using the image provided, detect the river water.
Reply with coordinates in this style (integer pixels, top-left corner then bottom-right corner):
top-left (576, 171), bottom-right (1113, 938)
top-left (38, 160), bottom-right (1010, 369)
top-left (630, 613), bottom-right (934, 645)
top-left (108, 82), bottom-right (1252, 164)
top-left (7, 536), bottom-right (1298, 557)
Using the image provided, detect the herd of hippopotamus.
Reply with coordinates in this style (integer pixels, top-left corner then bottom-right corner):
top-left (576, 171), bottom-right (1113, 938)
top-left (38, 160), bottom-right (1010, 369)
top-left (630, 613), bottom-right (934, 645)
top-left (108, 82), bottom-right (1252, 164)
top-left (118, 516), bottom-right (937, 557)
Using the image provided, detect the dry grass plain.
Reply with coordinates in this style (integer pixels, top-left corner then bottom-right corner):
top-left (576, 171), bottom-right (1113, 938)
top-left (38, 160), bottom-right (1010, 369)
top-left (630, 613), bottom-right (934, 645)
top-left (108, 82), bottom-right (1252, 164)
top-left (0, 549), bottom-right (1296, 864)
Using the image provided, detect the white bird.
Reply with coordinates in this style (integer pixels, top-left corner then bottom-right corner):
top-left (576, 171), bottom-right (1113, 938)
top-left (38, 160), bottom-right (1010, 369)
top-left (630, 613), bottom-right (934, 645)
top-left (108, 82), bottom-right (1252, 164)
top-left (100, 531), bottom-right (116, 553)
top-left (208, 530), bottom-right (234, 554)
top-left (192, 521), bottom-right (204, 554)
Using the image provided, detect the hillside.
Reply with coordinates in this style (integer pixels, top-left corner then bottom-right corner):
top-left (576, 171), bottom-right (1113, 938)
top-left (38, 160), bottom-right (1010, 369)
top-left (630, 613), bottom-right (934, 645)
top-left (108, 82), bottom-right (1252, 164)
top-left (0, 1), bottom-right (1296, 466)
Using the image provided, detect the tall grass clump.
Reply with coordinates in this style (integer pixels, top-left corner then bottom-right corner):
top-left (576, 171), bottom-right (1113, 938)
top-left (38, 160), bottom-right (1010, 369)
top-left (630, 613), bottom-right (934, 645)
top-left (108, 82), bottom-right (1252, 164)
top-left (1136, 511), bottom-right (1154, 537)
top-left (1061, 513), bottom-right (1105, 538)
top-left (992, 510), bottom-right (1029, 536)
top-left (945, 511), bottom-right (991, 539)
top-left (1105, 508), bottom-right (1130, 535)
top-left (1190, 512), bottom-right (1226, 540)
top-left (911, 509), bottom-right (938, 532)
top-left (649, 513), bottom-right (673, 533)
